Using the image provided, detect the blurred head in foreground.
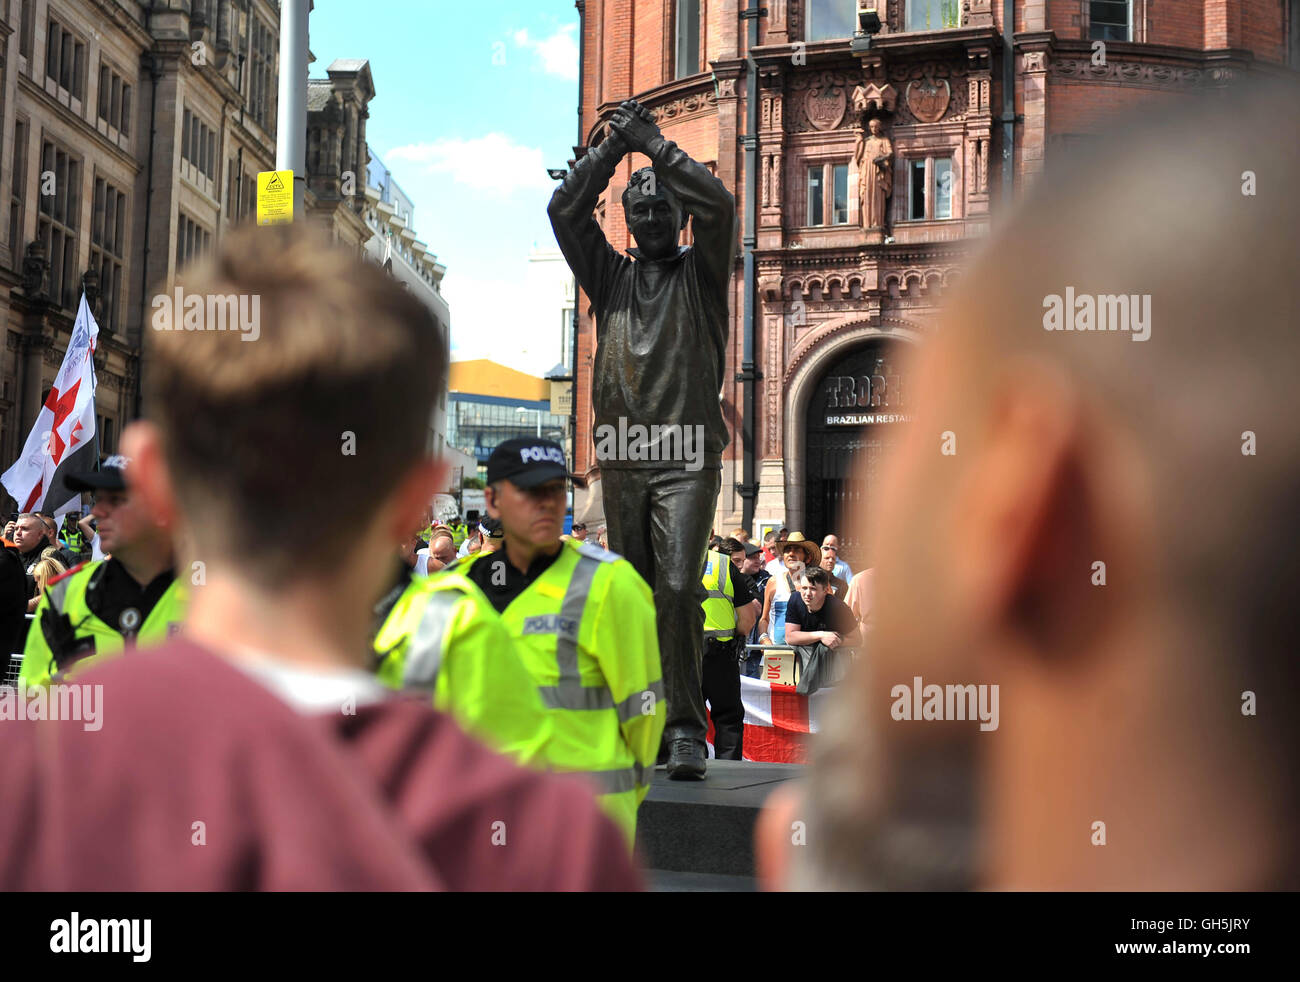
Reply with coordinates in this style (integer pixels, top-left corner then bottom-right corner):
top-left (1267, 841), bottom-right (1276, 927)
top-left (777, 80), bottom-right (1300, 890)
top-left (124, 225), bottom-right (447, 659)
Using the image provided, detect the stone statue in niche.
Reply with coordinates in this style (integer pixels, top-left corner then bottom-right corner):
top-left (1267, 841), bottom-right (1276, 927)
top-left (854, 116), bottom-right (894, 231)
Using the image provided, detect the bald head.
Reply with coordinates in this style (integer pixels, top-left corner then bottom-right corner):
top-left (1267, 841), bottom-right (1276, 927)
top-left (786, 79), bottom-right (1300, 891)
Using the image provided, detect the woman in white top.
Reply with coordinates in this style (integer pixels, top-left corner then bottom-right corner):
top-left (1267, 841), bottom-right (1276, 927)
top-left (757, 533), bottom-right (822, 645)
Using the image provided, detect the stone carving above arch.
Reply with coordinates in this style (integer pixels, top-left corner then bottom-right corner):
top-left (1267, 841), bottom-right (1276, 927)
top-left (783, 313), bottom-right (925, 385)
top-left (651, 90), bottom-right (719, 125)
top-left (882, 266), bottom-right (955, 298)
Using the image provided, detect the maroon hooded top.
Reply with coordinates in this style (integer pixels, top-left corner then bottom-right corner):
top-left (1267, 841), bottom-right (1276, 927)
top-left (0, 641), bottom-right (640, 891)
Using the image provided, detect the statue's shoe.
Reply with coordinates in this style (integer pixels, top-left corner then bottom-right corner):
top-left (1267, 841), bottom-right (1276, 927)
top-left (666, 738), bottom-right (706, 780)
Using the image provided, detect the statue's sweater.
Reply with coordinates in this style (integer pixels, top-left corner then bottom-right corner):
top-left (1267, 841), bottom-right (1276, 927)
top-left (548, 134), bottom-right (738, 471)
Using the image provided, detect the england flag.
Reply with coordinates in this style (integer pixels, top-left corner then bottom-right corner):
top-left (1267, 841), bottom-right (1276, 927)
top-left (2, 293), bottom-right (99, 517)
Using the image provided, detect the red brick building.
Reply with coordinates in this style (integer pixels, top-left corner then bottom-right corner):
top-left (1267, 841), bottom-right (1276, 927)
top-left (570, 0), bottom-right (1296, 562)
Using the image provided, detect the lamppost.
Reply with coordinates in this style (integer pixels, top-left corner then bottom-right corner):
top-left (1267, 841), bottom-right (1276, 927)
top-left (547, 165), bottom-right (579, 476)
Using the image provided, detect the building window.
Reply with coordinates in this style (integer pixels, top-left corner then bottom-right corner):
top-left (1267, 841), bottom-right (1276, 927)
top-left (10, 118), bottom-right (28, 263)
top-left (90, 176), bottom-right (127, 333)
top-left (193, 0), bottom-right (216, 31)
top-left (98, 61), bottom-right (132, 135)
top-left (806, 162), bottom-right (852, 226)
top-left (807, 166), bottom-right (823, 226)
top-left (1089, 1), bottom-right (1130, 41)
top-left (96, 414), bottom-right (115, 454)
top-left (447, 398), bottom-right (569, 462)
top-left (226, 157), bottom-right (254, 224)
top-left (37, 139), bottom-right (81, 309)
top-left (832, 163), bottom-right (849, 224)
top-left (20, 1), bottom-right (34, 62)
top-left (674, 0), bottom-right (700, 79)
top-left (243, 164), bottom-right (255, 218)
top-left (46, 20), bottom-right (87, 101)
top-left (226, 156), bottom-right (236, 221)
top-left (933, 158), bottom-right (952, 218)
top-left (249, 16), bottom-right (275, 132)
top-left (182, 107), bottom-right (217, 181)
top-left (806, 0), bottom-right (858, 41)
top-left (906, 0), bottom-right (961, 31)
top-left (177, 212), bottom-right (211, 269)
top-left (907, 156), bottom-right (955, 221)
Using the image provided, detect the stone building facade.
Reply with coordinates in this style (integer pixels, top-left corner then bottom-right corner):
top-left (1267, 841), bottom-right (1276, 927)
top-left (363, 145), bottom-right (452, 456)
top-left (0, 0), bottom-right (388, 510)
top-left (571, 0), bottom-right (1297, 562)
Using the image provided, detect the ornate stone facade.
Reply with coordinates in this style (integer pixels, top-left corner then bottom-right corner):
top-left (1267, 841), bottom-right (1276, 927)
top-left (0, 2), bottom-right (385, 506)
top-left (566, 1), bottom-right (1287, 539)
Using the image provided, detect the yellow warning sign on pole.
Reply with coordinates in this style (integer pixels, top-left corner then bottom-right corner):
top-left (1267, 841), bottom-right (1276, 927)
top-left (257, 170), bottom-right (294, 226)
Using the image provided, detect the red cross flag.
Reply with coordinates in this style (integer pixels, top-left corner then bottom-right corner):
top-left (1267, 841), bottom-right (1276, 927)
top-left (2, 293), bottom-right (99, 517)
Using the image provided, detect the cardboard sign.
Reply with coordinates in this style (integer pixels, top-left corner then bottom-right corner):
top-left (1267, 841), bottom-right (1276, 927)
top-left (257, 170), bottom-right (293, 226)
top-left (762, 648), bottom-right (799, 687)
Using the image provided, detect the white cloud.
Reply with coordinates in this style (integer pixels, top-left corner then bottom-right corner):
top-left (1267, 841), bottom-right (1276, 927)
top-left (442, 271), bottom-right (564, 378)
top-left (513, 25), bottom-right (579, 81)
top-left (386, 133), bottom-right (553, 194)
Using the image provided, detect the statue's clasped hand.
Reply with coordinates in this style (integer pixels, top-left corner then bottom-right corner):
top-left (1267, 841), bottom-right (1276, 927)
top-left (608, 99), bottom-right (661, 155)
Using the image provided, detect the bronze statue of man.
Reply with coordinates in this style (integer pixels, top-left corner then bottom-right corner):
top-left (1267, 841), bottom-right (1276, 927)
top-left (548, 99), bottom-right (737, 779)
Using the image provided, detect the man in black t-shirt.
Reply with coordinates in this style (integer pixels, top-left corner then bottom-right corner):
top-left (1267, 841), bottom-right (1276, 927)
top-left (784, 566), bottom-right (860, 651)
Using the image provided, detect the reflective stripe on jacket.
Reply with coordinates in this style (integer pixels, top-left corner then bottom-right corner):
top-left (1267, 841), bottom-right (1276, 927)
top-left (457, 539), bottom-right (665, 845)
top-left (449, 523), bottom-right (468, 549)
top-left (373, 570), bottom-right (554, 768)
top-left (20, 561), bottom-right (187, 687)
top-left (701, 550), bottom-right (736, 642)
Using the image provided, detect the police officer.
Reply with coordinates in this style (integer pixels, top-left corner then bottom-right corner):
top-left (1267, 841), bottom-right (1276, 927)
top-left (20, 456), bottom-right (183, 686)
top-left (371, 560), bottom-right (555, 768)
top-left (452, 437), bottom-right (665, 845)
top-left (60, 513), bottom-right (88, 559)
top-left (447, 517), bottom-right (468, 551)
top-left (701, 542), bottom-right (759, 759)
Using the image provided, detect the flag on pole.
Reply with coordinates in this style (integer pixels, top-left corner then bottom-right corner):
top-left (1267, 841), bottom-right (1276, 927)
top-left (2, 293), bottom-right (99, 517)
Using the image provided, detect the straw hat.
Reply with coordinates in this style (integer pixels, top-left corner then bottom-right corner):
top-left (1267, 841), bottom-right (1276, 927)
top-left (775, 531), bottom-right (820, 566)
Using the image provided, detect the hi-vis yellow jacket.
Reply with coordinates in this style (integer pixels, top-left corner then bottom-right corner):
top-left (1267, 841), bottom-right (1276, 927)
top-left (456, 539), bottom-right (664, 845)
top-left (701, 550), bottom-right (737, 642)
top-left (20, 561), bottom-right (186, 687)
top-left (373, 570), bottom-right (554, 768)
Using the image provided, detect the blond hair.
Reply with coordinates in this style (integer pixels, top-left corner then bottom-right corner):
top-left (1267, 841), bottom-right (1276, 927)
top-left (32, 558), bottom-right (67, 593)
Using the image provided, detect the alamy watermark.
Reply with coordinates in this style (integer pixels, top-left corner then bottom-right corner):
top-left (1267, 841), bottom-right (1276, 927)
top-left (594, 417), bottom-right (706, 471)
top-left (0, 683), bottom-right (103, 731)
top-left (1042, 287), bottom-right (1151, 342)
top-left (151, 287), bottom-right (261, 342)
top-left (890, 675), bottom-right (999, 731)
top-left (50, 912), bottom-right (150, 962)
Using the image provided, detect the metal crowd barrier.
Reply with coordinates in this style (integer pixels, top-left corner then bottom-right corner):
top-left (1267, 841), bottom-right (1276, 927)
top-left (2, 614), bottom-right (35, 688)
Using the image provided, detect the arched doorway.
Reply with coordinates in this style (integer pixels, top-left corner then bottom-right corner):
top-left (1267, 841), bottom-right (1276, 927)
top-left (803, 338), bottom-right (910, 569)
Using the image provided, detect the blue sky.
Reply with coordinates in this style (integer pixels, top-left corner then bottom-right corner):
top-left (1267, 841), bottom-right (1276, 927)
top-left (309, 1), bottom-right (582, 373)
